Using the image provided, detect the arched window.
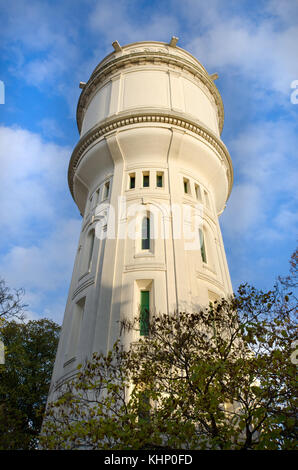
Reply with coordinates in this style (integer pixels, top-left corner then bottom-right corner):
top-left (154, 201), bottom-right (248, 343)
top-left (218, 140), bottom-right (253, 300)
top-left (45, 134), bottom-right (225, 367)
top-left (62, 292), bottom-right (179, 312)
top-left (199, 228), bottom-right (207, 263)
top-left (141, 216), bottom-right (150, 250)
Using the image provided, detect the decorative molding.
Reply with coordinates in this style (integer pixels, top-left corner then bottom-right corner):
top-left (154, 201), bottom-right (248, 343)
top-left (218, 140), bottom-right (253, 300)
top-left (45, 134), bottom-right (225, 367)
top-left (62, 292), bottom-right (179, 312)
top-left (124, 263), bottom-right (166, 272)
top-left (196, 270), bottom-right (224, 290)
top-left (73, 275), bottom-right (95, 300)
top-left (126, 162), bottom-right (168, 170)
top-left (52, 370), bottom-right (79, 393)
top-left (68, 110), bottom-right (233, 203)
top-left (63, 357), bottom-right (76, 368)
top-left (77, 49), bottom-right (224, 133)
top-left (125, 192), bottom-right (170, 202)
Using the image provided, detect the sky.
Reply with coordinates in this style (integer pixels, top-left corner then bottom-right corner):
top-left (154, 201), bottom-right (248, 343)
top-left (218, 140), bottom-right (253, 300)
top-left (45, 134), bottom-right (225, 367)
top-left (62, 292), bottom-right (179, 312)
top-left (0, 0), bottom-right (297, 324)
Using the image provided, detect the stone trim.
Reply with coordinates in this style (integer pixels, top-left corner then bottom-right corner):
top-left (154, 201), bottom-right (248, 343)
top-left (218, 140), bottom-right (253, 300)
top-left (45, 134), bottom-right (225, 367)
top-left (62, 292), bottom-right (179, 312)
top-left (72, 276), bottom-right (95, 300)
top-left (51, 370), bottom-right (79, 394)
top-left (76, 50), bottom-right (224, 133)
top-left (124, 263), bottom-right (166, 272)
top-left (68, 110), bottom-right (233, 203)
top-left (196, 270), bottom-right (224, 290)
top-left (63, 357), bottom-right (76, 368)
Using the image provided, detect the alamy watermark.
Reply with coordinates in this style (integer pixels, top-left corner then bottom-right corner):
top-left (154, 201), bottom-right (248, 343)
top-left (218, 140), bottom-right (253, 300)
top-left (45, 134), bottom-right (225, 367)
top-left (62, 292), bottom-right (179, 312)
top-left (93, 197), bottom-right (205, 251)
top-left (290, 80), bottom-right (298, 104)
top-left (0, 81), bottom-right (4, 104)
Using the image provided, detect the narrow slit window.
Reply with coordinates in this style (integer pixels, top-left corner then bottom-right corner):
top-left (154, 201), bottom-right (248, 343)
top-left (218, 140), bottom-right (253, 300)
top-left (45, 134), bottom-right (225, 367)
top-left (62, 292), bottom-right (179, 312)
top-left (104, 181), bottom-right (110, 199)
top-left (87, 229), bottom-right (95, 271)
top-left (199, 228), bottom-right (207, 264)
top-left (156, 172), bottom-right (163, 188)
top-left (85, 196), bottom-right (92, 216)
top-left (140, 290), bottom-right (150, 336)
top-left (195, 184), bottom-right (202, 202)
top-left (129, 173), bottom-right (136, 189)
top-left (143, 172), bottom-right (150, 188)
top-left (95, 188), bottom-right (100, 205)
top-left (183, 178), bottom-right (190, 194)
top-left (141, 216), bottom-right (150, 250)
top-left (204, 190), bottom-right (210, 209)
top-left (67, 297), bottom-right (85, 360)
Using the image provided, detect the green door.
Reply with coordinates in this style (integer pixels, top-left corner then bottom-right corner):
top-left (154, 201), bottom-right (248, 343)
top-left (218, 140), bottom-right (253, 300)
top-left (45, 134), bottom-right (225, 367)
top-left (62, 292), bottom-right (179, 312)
top-left (140, 291), bottom-right (150, 336)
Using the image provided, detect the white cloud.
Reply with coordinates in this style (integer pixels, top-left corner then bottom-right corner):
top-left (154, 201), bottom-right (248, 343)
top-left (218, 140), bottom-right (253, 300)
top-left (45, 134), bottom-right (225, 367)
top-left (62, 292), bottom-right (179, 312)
top-left (273, 207), bottom-right (298, 233)
top-left (1, 0), bottom-right (81, 88)
top-left (221, 183), bottom-right (262, 237)
top-left (182, 0), bottom-right (298, 94)
top-left (0, 125), bottom-right (81, 323)
top-left (38, 118), bottom-right (65, 140)
top-left (0, 125), bottom-right (73, 237)
top-left (89, 0), bottom-right (179, 45)
top-left (1, 218), bottom-right (80, 291)
top-left (265, 0), bottom-right (298, 27)
top-left (221, 120), bottom-right (298, 241)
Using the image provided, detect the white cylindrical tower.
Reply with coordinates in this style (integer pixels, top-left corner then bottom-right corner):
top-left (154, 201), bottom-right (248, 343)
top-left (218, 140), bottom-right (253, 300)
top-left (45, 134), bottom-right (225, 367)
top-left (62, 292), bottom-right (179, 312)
top-left (48, 38), bottom-right (233, 396)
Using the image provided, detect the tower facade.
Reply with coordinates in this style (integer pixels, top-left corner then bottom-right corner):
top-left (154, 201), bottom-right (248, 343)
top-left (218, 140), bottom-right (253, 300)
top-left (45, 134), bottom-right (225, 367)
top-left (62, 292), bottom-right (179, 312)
top-left (48, 39), bottom-right (233, 396)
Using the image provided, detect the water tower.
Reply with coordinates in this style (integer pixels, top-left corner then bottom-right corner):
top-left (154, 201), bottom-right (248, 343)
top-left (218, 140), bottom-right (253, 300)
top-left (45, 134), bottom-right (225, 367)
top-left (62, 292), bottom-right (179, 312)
top-left (48, 38), bottom-right (233, 397)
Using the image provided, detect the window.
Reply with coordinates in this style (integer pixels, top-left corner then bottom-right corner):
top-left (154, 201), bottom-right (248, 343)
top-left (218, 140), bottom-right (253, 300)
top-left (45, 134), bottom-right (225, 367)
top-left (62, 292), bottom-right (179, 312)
top-left (143, 172), bottom-right (150, 188)
top-left (84, 196), bottom-right (92, 216)
top-left (204, 190), bottom-right (210, 209)
top-left (129, 173), bottom-right (136, 189)
top-left (156, 172), bottom-right (163, 188)
top-left (195, 184), bottom-right (202, 202)
top-left (81, 229), bottom-right (95, 274)
top-left (183, 177), bottom-right (190, 194)
top-left (87, 229), bottom-right (95, 272)
top-left (95, 188), bottom-right (100, 206)
top-left (104, 181), bottom-right (110, 199)
top-left (91, 189), bottom-right (99, 210)
top-left (140, 290), bottom-right (150, 336)
top-left (138, 390), bottom-right (150, 422)
top-left (199, 228), bottom-right (207, 263)
top-left (141, 216), bottom-right (150, 250)
top-left (67, 297), bottom-right (85, 360)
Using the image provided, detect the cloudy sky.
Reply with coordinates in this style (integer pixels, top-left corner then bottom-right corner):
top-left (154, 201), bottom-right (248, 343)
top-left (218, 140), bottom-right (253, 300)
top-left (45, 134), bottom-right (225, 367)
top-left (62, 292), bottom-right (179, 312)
top-left (0, 0), bottom-right (297, 324)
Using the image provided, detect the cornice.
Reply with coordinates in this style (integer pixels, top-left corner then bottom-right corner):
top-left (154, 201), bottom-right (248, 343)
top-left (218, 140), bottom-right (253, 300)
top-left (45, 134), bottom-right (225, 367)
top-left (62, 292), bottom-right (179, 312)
top-left (76, 50), bottom-right (224, 134)
top-left (68, 110), bottom-right (233, 205)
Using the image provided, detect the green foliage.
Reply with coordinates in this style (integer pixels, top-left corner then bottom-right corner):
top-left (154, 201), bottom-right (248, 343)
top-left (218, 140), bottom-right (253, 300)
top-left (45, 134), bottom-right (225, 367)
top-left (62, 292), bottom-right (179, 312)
top-left (0, 319), bottom-right (60, 449)
top-left (40, 252), bottom-right (297, 450)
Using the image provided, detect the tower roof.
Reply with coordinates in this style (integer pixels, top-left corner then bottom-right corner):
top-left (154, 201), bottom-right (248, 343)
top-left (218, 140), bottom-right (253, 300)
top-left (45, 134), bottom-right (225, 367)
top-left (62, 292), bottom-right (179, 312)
top-left (76, 38), bottom-right (224, 135)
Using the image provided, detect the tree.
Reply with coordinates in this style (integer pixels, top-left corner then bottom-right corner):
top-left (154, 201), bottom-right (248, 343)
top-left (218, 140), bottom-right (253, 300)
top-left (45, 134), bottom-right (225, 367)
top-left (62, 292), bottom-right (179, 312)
top-left (40, 254), bottom-right (297, 450)
top-left (278, 247), bottom-right (298, 297)
top-left (0, 319), bottom-right (60, 449)
top-left (0, 278), bottom-right (27, 322)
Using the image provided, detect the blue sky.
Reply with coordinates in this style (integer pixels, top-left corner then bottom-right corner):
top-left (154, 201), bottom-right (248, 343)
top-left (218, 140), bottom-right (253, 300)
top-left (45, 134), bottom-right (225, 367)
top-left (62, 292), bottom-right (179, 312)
top-left (0, 0), bottom-right (297, 324)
